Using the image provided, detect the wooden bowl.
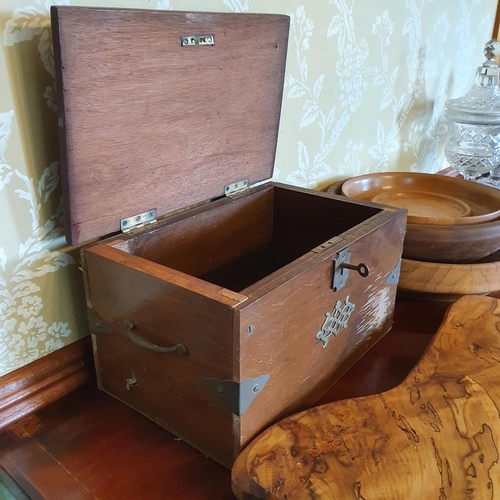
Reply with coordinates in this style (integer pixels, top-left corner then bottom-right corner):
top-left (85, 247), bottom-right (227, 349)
top-left (403, 219), bottom-right (500, 263)
top-left (341, 172), bottom-right (500, 226)
top-left (399, 253), bottom-right (500, 300)
top-left (327, 179), bottom-right (500, 263)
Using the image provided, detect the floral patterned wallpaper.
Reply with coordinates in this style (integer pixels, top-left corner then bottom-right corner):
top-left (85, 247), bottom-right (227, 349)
top-left (0, 0), bottom-right (497, 377)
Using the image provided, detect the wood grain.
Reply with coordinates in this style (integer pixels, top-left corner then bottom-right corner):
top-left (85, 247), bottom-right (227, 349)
top-left (402, 220), bottom-right (500, 264)
top-left (232, 295), bottom-right (500, 500)
top-left (0, 337), bottom-right (93, 431)
top-left (51, 7), bottom-right (289, 245)
top-left (0, 385), bottom-right (235, 500)
top-left (83, 184), bottom-right (406, 465)
top-left (341, 172), bottom-right (500, 226)
top-left (83, 244), bottom-right (244, 467)
top-left (114, 185), bottom-right (275, 286)
top-left (0, 295), bottom-right (453, 499)
top-left (236, 204), bottom-right (406, 447)
top-left (399, 257), bottom-right (500, 296)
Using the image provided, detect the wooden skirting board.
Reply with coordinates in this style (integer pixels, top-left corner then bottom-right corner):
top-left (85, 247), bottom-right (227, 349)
top-left (0, 337), bottom-right (94, 430)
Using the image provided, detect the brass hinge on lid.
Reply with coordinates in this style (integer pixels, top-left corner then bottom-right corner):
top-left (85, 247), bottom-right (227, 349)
top-left (121, 209), bottom-right (157, 234)
top-left (224, 179), bottom-right (249, 197)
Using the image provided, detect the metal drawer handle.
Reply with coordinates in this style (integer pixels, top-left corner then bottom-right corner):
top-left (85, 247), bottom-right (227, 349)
top-left (124, 320), bottom-right (187, 356)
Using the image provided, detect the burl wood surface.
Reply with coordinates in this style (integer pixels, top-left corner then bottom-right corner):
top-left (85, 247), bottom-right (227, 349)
top-left (232, 295), bottom-right (500, 500)
top-left (51, 7), bottom-right (289, 245)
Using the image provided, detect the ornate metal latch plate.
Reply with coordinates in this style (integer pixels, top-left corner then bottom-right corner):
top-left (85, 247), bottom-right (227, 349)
top-left (316, 296), bottom-right (355, 348)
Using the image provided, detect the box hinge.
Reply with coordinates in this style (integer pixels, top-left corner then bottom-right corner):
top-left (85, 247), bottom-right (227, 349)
top-left (224, 179), bottom-right (249, 197)
top-left (204, 374), bottom-right (270, 416)
top-left (120, 209), bottom-right (157, 234)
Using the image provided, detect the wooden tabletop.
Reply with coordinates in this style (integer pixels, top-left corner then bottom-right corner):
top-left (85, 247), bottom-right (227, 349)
top-left (0, 296), bottom-right (451, 499)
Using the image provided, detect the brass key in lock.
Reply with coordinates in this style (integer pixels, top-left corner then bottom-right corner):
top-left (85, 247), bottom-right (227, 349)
top-left (332, 249), bottom-right (370, 292)
top-left (341, 262), bottom-right (369, 278)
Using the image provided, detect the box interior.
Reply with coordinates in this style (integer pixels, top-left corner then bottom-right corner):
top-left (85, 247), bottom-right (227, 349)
top-left (112, 186), bottom-right (381, 293)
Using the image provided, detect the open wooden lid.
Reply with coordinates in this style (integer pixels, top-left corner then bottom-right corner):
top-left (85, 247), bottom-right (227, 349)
top-left (51, 7), bottom-right (289, 245)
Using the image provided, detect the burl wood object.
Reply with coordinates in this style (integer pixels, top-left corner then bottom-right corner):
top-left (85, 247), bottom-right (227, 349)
top-left (232, 295), bottom-right (500, 499)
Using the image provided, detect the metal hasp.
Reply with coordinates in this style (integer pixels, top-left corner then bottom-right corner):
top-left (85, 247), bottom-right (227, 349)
top-left (204, 374), bottom-right (270, 416)
top-left (332, 248), bottom-right (369, 292)
top-left (316, 296), bottom-right (356, 348)
top-left (121, 209), bottom-right (156, 233)
top-left (386, 259), bottom-right (402, 285)
top-left (181, 35), bottom-right (215, 47)
top-left (87, 308), bottom-right (113, 335)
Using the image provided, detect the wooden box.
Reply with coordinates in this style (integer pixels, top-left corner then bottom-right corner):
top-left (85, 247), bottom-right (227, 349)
top-left (51, 6), bottom-right (406, 467)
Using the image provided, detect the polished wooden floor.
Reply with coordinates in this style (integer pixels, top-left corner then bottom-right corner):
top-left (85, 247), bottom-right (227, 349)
top-left (0, 297), bottom-right (450, 499)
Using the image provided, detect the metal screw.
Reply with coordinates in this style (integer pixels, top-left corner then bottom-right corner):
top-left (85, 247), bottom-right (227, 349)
top-left (252, 385), bottom-right (259, 393)
top-left (122, 220), bottom-right (128, 227)
top-left (149, 211), bottom-right (154, 218)
top-left (247, 325), bottom-right (254, 335)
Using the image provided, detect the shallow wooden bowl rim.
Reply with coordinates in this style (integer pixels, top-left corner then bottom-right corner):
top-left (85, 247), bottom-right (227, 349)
top-left (341, 172), bottom-right (500, 226)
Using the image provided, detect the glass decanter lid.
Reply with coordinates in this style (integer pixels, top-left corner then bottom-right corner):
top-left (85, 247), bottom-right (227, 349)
top-left (445, 39), bottom-right (500, 125)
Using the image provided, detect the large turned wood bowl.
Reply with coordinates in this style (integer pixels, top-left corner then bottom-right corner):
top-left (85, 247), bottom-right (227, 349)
top-left (341, 172), bottom-right (500, 226)
top-left (327, 175), bottom-right (500, 264)
top-left (403, 220), bottom-right (500, 263)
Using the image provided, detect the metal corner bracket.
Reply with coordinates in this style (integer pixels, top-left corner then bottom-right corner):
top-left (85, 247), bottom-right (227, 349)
top-left (386, 259), bottom-right (402, 285)
top-left (204, 374), bottom-right (270, 416)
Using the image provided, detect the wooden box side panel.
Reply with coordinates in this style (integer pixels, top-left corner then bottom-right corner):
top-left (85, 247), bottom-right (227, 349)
top-left (114, 187), bottom-right (274, 281)
top-left (83, 245), bottom-right (241, 466)
top-left (272, 185), bottom-right (382, 267)
top-left (237, 210), bottom-right (406, 447)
